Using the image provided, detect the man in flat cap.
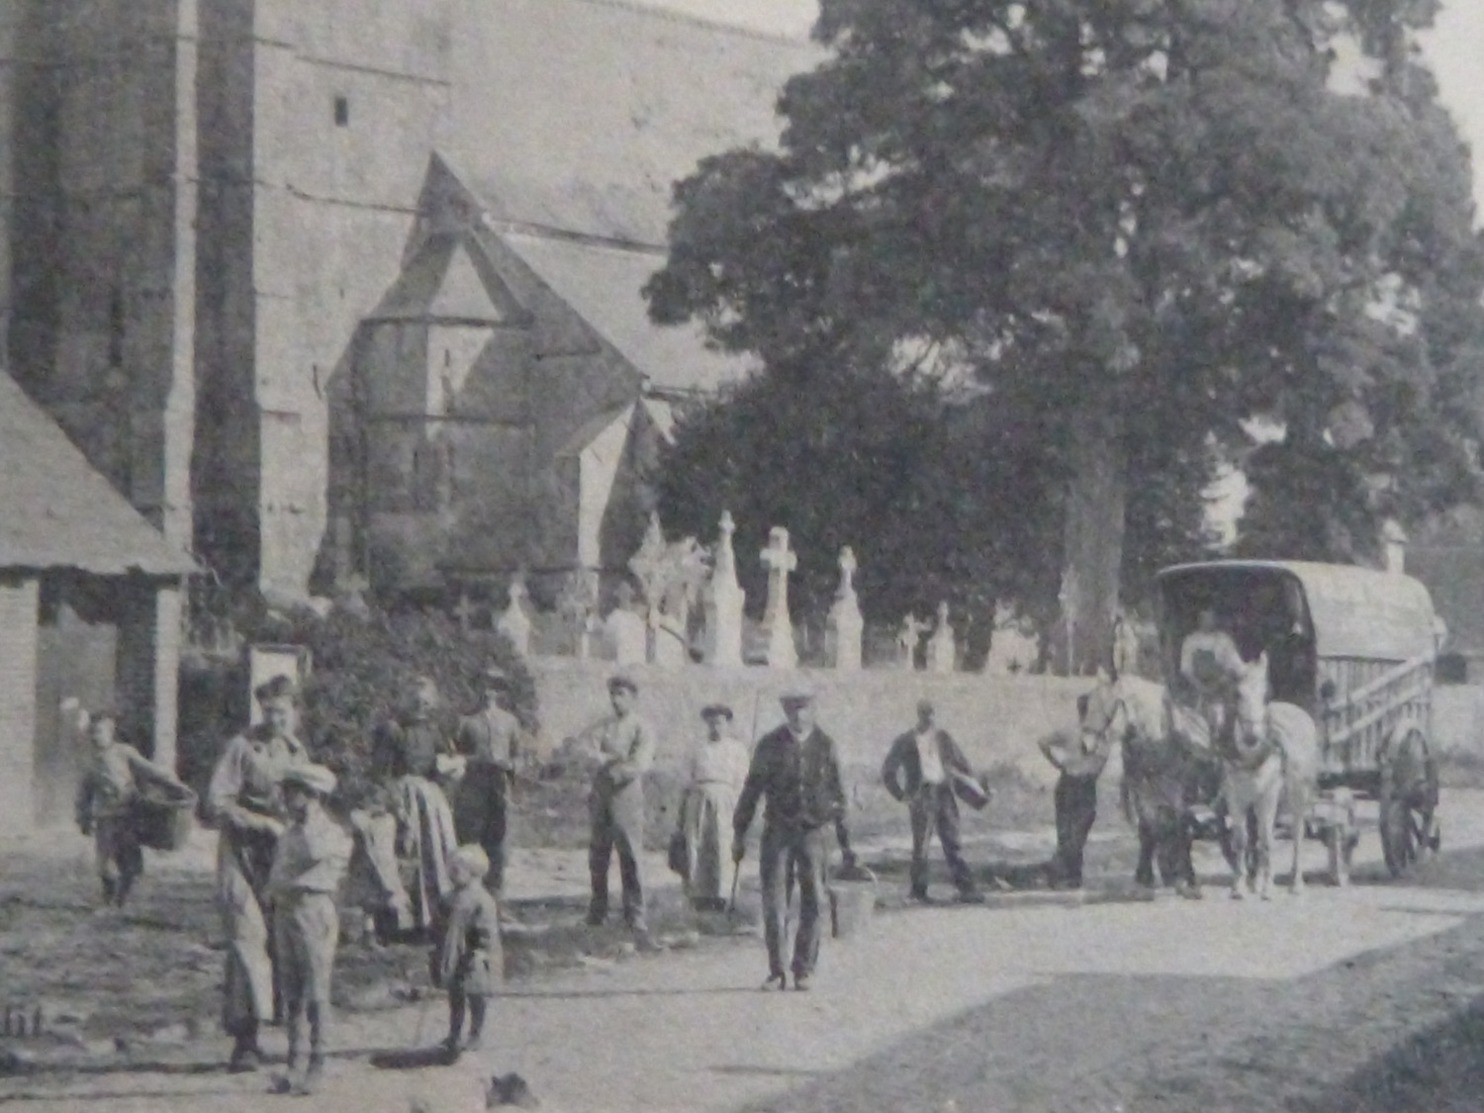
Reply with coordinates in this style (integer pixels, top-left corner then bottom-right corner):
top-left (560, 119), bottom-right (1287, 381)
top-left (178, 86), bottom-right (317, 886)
top-left (452, 666), bottom-right (523, 898)
top-left (881, 699), bottom-right (985, 904)
top-left (732, 682), bottom-right (853, 991)
top-left (206, 674), bottom-right (309, 1072)
top-left (569, 671), bottom-right (657, 933)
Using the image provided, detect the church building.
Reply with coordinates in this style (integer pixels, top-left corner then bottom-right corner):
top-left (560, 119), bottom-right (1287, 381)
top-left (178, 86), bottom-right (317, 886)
top-left (0, 0), bottom-right (817, 604)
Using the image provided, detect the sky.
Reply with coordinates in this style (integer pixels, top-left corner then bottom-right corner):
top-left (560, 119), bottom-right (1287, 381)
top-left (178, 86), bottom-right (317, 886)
top-left (645, 0), bottom-right (1484, 215)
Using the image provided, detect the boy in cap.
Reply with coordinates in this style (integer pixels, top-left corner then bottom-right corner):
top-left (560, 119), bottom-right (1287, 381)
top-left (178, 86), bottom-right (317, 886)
top-left (881, 699), bottom-right (985, 903)
top-left (432, 843), bottom-right (503, 1060)
top-left (732, 682), bottom-right (853, 991)
top-left (74, 702), bottom-right (182, 908)
top-left (569, 671), bottom-right (657, 934)
top-left (266, 763), bottom-right (353, 1096)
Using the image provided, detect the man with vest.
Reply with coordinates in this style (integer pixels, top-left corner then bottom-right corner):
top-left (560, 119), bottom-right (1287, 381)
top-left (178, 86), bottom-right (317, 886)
top-left (452, 666), bottom-right (522, 897)
top-left (881, 699), bottom-right (985, 904)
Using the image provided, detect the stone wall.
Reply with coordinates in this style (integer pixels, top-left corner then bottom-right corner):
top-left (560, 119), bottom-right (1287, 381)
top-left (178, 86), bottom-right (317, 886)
top-left (0, 576), bottom-right (40, 837)
top-left (2, 0), bottom-right (197, 550)
top-left (526, 658), bottom-right (1090, 790)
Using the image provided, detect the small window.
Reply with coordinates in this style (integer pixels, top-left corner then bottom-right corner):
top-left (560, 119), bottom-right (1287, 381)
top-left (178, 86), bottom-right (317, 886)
top-left (333, 96), bottom-right (349, 127)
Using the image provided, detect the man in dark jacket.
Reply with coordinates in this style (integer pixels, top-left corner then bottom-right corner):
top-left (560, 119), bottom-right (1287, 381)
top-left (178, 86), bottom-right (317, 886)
top-left (732, 683), bottom-right (853, 992)
top-left (881, 699), bottom-right (985, 904)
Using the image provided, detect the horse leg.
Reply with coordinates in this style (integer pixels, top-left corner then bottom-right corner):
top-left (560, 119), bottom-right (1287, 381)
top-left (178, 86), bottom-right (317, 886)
top-left (1286, 776), bottom-right (1310, 896)
top-left (1224, 775), bottom-right (1248, 901)
top-left (1255, 764), bottom-right (1282, 900)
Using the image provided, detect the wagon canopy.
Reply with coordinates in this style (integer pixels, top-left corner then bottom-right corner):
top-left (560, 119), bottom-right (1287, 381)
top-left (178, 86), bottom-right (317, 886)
top-left (1155, 561), bottom-right (1438, 662)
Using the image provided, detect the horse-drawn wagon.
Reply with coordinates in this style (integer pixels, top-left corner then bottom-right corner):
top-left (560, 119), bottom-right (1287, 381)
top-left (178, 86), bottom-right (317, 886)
top-left (1154, 560), bottom-right (1444, 878)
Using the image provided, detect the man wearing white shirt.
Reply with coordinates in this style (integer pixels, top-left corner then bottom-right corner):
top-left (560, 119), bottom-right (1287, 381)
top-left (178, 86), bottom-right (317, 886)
top-left (881, 700), bottom-right (984, 904)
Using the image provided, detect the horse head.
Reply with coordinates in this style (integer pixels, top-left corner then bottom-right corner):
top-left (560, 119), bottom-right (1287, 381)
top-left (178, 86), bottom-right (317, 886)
top-left (1232, 651), bottom-right (1271, 744)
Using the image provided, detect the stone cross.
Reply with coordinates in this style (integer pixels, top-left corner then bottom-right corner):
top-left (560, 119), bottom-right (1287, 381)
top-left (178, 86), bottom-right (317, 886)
top-left (703, 510), bottom-right (746, 667)
top-left (827, 546), bottom-right (863, 672)
top-left (898, 613), bottom-right (928, 671)
top-left (453, 591), bottom-right (477, 634)
top-left (760, 526), bottom-right (798, 669)
top-left (926, 600), bottom-right (956, 674)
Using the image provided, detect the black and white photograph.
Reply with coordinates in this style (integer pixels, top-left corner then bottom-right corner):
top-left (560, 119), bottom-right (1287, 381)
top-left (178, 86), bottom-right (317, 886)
top-left (3, 0), bottom-right (1484, 1110)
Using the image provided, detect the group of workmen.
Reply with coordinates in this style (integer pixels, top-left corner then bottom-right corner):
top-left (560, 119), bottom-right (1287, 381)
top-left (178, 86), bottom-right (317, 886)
top-left (70, 657), bottom-right (1142, 1094)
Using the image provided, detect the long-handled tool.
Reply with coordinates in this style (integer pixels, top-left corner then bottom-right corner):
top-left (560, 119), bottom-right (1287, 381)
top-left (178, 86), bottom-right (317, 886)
top-left (727, 858), bottom-right (741, 914)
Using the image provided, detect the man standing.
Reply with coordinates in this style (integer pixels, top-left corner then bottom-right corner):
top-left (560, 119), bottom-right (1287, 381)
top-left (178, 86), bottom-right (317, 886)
top-left (881, 699), bottom-right (984, 904)
top-left (1037, 694), bottom-right (1116, 890)
top-left (206, 674), bottom-right (308, 1073)
top-left (573, 672), bottom-right (656, 934)
top-left (732, 683), bottom-right (853, 992)
top-left (373, 676), bottom-right (449, 782)
top-left (452, 666), bottom-right (522, 897)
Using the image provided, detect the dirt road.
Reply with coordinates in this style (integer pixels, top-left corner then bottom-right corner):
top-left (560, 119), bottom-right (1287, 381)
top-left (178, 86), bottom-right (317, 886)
top-left (6, 791), bottom-right (1484, 1113)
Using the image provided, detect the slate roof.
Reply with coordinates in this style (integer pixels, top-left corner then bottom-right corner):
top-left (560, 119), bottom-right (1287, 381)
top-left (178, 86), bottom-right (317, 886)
top-left (498, 230), bottom-right (753, 393)
top-left (0, 372), bottom-right (196, 576)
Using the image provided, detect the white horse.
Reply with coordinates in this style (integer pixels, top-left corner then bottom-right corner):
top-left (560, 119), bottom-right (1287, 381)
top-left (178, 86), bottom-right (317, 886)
top-left (1222, 653), bottom-right (1327, 899)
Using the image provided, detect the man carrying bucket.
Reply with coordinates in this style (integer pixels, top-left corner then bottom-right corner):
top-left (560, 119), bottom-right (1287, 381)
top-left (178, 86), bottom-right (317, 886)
top-left (732, 681), bottom-right (853, 992)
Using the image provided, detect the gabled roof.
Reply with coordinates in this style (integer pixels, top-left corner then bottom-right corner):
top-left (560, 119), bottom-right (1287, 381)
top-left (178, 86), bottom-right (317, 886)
top-left (498, 229), bottom-right (754, 393)
top-left (0, 373), bottom-right (196, 576)
top-left (448, 0), bottom-right (821, 246)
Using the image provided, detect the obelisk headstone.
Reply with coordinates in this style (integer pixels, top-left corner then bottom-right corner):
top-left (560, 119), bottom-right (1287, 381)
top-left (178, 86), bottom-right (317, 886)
top-left (826, 546), bottom-right (864, 671)
top-left (703, 511), bottom-right (746, 667)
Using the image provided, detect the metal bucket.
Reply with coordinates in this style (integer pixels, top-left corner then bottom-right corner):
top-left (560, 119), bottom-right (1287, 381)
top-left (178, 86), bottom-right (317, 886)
top-left (827, 865), bottom-right (877, 940)
top-left (133, 781), bottom-right (199, 852)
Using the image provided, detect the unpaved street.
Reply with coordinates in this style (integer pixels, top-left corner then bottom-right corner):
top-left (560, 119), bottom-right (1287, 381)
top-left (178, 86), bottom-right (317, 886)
top-left (5, 790), bottom-right (1484, 1113)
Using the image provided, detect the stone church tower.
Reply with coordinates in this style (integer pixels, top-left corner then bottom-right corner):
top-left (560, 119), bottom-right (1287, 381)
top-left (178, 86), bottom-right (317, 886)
top-left (1, 0), bottom-right (814, 602)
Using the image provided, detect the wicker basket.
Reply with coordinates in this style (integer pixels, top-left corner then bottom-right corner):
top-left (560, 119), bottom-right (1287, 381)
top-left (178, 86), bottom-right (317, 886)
top-left (133, 781), bottom-right (199, 852)
top-left (827, 864), bottom-right (878, 940)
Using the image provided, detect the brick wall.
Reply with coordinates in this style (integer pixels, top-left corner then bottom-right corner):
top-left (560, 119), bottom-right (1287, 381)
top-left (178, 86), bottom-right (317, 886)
top-left (0, 576), bottom-right (40, 837)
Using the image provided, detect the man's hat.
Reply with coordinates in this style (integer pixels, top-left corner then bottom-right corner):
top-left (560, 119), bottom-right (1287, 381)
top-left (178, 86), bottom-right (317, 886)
top-left (608, 671), bottom-right (639, 694)
top-left (701, 703), bottom-right (733, 721)
top-left (916, 697), bottom-right (935, 715)
top-left (779, 680), bottom-right (816, 705)
top-left (280, 763), bottom-right (337, 797)
top-left (480, 665), bottom-right (511, 688)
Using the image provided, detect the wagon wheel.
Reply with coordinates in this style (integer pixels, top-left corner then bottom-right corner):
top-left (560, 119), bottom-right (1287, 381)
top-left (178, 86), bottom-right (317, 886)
top-left (1378, 727), bottom-right (1440, 878)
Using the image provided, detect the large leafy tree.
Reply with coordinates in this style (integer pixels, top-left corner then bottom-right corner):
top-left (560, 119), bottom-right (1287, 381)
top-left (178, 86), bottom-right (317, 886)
top-left (647, 0), bottom-right (1484, 673)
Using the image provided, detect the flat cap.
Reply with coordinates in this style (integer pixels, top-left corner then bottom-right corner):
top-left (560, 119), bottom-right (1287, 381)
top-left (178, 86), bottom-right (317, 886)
top-left (280, 763), bottom-right (337, 797)
top-left (607, 671), bottom-right (639, 693)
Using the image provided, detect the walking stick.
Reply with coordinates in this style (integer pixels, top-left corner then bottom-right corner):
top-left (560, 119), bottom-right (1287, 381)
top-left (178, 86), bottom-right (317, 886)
top-left (727, 858), bottom-right (741, 914)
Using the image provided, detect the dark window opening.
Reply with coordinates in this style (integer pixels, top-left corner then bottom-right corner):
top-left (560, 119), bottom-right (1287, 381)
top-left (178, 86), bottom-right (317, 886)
top-left (333, 96), bottom-right (349, 127)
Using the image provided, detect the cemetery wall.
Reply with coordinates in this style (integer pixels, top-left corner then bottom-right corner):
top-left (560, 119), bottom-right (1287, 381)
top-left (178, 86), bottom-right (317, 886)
top-left (527, 659), bottom-right (1091, 789)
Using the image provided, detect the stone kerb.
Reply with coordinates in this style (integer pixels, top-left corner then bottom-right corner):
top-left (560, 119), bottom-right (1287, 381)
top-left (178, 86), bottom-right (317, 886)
top-left (527, 657), bottom-right (1089, 788)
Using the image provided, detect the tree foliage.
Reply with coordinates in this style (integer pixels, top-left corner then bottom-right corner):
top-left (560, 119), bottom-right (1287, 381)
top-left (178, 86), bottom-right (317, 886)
top-left (647, 0), bottom-right (1484, 668)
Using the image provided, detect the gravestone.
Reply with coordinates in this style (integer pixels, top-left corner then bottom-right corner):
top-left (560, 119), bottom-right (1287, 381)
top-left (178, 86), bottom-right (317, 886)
top-left (826, 546), bottom-right (863, 671)
top-left (926, 601), bottom-right (956, 674)
top-left (760, 526), bottom-right (798, 669)
top-left (703, 511), bottom-right (746, 667)
top-left (605, 581), bottom-right (649, 666)
top-left (496, 575), bottom-right (533, 656)
top-left (897, 613), bottom-right (928, 671)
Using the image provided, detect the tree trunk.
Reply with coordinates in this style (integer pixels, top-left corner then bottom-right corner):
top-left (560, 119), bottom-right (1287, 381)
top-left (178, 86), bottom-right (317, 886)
top-left (1056, 398), bottom-right (1127, 676)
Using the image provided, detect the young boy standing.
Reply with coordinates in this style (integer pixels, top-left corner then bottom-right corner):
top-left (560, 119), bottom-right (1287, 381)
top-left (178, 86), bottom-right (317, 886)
top-left (266, 763), bottom-right (353, 1096)
top-left (74, 703), bottom-right (179, 908)
top-left (433, 844), bottom-right (503, 1061)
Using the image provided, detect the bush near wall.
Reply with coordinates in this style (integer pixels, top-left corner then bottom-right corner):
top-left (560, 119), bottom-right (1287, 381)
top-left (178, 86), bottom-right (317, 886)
top-left (177, 603), bottom-right (539, 810)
